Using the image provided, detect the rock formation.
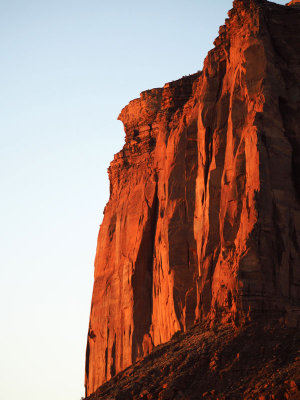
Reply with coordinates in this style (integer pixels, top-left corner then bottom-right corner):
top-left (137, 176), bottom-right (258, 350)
top-left (286, 0), bottom-right (300, 8)
top-left (85, 0), bottom-right (300, 396)
top-left (85, 319), bottom-right (300, 400)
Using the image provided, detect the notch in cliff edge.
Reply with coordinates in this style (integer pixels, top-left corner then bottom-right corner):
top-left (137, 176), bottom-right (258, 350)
top-left (85, 0), bottom-right (300, 396)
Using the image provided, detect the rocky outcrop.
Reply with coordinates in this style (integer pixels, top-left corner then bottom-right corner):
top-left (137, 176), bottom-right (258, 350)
top-left (85, 318), bottom-right (300, 400)
top-left (286, 0), bottom-right (300, 8)
top-left (85, 0), bottom-right (300, 396)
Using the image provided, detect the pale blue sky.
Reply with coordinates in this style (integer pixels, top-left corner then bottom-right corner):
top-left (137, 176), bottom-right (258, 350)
top-left (0, 1), bottom-right (287, 399)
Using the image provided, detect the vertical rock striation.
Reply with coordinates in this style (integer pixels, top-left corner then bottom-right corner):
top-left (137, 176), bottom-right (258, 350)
top-left (85, 0), bottom-right (300, 396)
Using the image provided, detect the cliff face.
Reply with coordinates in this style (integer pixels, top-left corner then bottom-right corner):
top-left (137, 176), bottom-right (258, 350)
top-left (286, 0), bottom-right (300, 8)
top-left (85, 0), bottom-right (300, 396)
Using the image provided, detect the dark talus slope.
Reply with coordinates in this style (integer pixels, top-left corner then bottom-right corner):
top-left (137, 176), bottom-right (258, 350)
top-left (85, 0), bottom-right (300, 396)
top-left (85, 318), bottom-right (300, 400)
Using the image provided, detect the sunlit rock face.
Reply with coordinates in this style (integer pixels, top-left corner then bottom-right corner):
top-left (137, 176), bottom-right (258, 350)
top-left (85, 0), bottom-right (300, 396)
top-left (286, 0), bottom-right (300, 8)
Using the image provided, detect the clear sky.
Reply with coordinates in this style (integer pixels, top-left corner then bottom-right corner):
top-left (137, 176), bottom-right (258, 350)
top-left (0, 0), bottom-right (287, 399)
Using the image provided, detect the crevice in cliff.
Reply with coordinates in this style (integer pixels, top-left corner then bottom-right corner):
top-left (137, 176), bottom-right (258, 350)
top-left (131, 179), bottom-right (159, 362)
top-left (105, 327), bottom-right (109, 380)
top-left (184, 120), bottom-right (199, 328)
top-left (204, 127), bottom-right (212, 189)
top-left (85, 340), bottom-right (90, 397)
top-left (110, 335), bottom-right (116, 377)
top-left (216, 60), bottom-right (227, 102)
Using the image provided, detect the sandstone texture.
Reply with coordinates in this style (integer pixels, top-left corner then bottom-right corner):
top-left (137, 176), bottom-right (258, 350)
top-left (85, 0), bottom-right (300, 396)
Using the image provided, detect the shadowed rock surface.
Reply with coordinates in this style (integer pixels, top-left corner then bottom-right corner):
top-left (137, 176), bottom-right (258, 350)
top-left (85, 0), bottom-right (300, 397)
top-left (85, 318), bottom-right (300, 400)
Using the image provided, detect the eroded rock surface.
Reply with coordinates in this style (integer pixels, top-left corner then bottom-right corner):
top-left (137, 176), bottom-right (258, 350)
top-left (85, 0), bottom-right (300, 396)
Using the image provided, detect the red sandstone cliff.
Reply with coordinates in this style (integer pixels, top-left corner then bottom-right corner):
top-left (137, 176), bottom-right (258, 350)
top-left (286, 0), bottom-right (300, 8)
top-left (85, 0), bottom-right (300, 396)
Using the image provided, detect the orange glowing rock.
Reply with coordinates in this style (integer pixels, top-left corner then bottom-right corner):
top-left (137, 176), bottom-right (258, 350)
top-left (85, 0), bottom-right (300, 396)
top-left (286, 0), bottom-right (300, 7)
